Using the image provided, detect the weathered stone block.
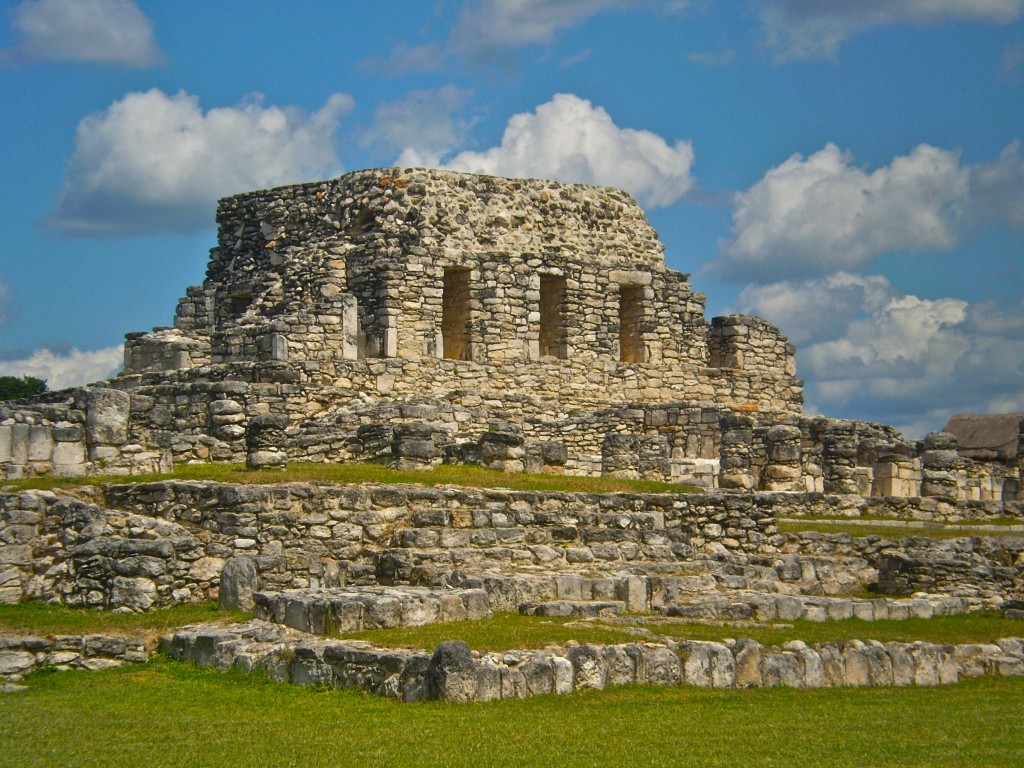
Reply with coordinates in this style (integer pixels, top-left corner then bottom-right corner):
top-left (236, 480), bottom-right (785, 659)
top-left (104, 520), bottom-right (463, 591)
top-left (219, 556), bottom-right (259, 611)
top-left (86, 389), bottom-right (131, 445)
top-left (427, 640), bottom-right (478, 702)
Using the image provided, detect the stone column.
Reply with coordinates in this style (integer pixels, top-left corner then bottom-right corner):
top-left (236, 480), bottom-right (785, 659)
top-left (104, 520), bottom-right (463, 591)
top-left (822, 423), bottom-right (858, 495)
top-left (920, 431), bottom-right (959, 501)
top-left (761, 424), bottom-right (802, 491)
top-left (389, 422), bottom-right (448, 470)
top-left (479, 428), bottom-right (526, 473)
top-left (871, 442), bottom-right (919, 498)
top-left (602, 434), bottom-right (640, 479)
top-left (638, 435), bottom-right (671, 480)
top-left (718, 414), bottom-right (754, 490)
top-left (245, 414), bottom-right (289, 470)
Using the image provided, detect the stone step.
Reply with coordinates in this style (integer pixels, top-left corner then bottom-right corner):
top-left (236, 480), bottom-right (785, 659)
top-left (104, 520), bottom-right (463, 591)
top-left (655, 593), bottom-right (968, 623)
top-left (521, 600), bottom-right (626, 618)
top-left (161, 620), bottom-right (1024, 703)
top-left (254, 586), bottom-right (491, 635)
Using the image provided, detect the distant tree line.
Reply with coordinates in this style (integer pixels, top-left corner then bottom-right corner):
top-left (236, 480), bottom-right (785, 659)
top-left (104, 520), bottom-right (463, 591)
top-left (0, 375), bottom-right (47, 401)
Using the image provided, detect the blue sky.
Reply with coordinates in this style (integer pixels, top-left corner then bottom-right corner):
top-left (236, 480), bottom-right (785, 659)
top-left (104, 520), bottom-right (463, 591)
top-left (1, 0), bottom-right (1022, 438)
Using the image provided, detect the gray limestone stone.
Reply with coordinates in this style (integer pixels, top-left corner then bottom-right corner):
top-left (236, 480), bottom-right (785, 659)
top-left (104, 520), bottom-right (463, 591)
top-left (86, 389), bottom-right (131, 445)
top-left (219, 556), bottom-right (259, 611)
top-left (427, 640), bottom-right (478, 702)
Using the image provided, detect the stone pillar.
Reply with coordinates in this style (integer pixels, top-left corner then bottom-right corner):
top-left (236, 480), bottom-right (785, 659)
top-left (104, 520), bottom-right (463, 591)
top-left (389, 422), bottom-right (449, 470)
top-left (718, 414), bottom-right (754, 490)
top-left (479, 428), bottom-right (526, 473)
top-left (761, 424), bottom-right (802, 491)
top-left (602, 434), bottom-right (640, 479)
top-left (245, 414), bottom-right (289, 470)
top-left (86, 388), bottom-right (131, 469)
top-left (638, 435), bottom-right (671, 480)
top-left (219, 556), bottom-right (259, 611)
top-left (341, 293), bottom-right (359, 360)
top-left (822, 423), bottom-right (858, 495)
top-left (920, 431), bottom-right (959, 501)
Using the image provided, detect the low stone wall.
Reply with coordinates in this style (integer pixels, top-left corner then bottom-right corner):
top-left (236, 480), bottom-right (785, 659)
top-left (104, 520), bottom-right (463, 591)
top-left (254, 586), bottom-right (492, 634)
top-left (0, 632), bottom-right (154, 682)
top-left (162, 620), bottom-right (1024, 703)
top-left (781, 531), bottom-right (1024, 606)
top-left (1, 483), bottom-right (779, 610)
top-left (5, 484), bottom-right (1024, 612)
top-left (0, 387), bottom-right (171, 479)
top-left (772, 493), bottom-right (1023, 524)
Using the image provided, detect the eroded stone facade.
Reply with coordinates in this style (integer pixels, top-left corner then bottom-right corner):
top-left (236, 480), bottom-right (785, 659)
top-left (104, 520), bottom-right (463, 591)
top-left (1, 168), bottom-right (1020, 501)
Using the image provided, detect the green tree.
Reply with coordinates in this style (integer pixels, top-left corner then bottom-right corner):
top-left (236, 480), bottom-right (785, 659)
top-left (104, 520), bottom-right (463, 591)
top-left (0, 375), bottom-right (47, 401)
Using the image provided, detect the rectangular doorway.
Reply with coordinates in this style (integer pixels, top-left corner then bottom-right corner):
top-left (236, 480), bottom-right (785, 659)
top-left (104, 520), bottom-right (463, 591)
top-left (442, 268), bottom-right (471, 360)
top-left (539, 275), bottom-right (567, 359)
top-left (618, 285), bottom-right (644, 363)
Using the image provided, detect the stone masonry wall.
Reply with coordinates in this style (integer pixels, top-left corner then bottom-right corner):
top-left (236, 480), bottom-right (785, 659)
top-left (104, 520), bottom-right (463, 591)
top-left (163, 620), bottom-right (1024, 703)
top-left (119, 168), bottom-right (803, 418)
top-left (4, 482), bottom-right (1023, 612)
top-left (1, 482), bottom-right (780, 610)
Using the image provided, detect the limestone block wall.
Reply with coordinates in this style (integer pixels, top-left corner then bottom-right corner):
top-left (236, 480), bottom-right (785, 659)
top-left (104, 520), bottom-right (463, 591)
top-left (119, 167), bottom-right (803, 416)
top-left (6, 481), bottom-right (1024, 612)
top-left (717, 415), bottom-right (1021, 504)
top-left (780, 530), bottom-right (1024, 606)
top-left (0, 633), bottom-right (154, 682)
top-left (0, 388), bottom-right (171, 480)
top-left (3, 482), bottom-right (784, 609)
top-left (164, 621), bottom-right (1024, 702)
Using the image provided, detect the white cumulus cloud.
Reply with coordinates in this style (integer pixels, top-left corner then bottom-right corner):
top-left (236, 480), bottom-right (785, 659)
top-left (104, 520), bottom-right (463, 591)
top-left (374, 0), bottom-right (679, 72)
top-left (720, 142), bottom-right (1024, 281)
top-left (442, 94), bottom-right (695, 207)
top-left (0, 346), bottom-right (123, 390)
top-left (48, 89), bottom-right (354, 236)
top-left (738, 273), bottom-right (1024, 436)
top-left (760, 0), bottom-right (1024, 62)
top-left (451, 0), bottom-right (624, 61)
top-left (736, 272), bottom-right (897, 346)
top-left (3, 0), bottom-right (163, 66)
top-left (364, 86), bottom-right (475, 167)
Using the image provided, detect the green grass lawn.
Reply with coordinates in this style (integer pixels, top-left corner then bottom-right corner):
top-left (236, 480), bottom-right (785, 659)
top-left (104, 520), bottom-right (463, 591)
top-left (2, 657), bottom-right (1023, 768)
top-left (4, 602), bottom-right (1022, 651)
top-left (341, 611), bottom-right (1024, 652)
top-left (1, 460), bottom-right (698, 495)
top-left (0, 601), bottom-right (250, 637)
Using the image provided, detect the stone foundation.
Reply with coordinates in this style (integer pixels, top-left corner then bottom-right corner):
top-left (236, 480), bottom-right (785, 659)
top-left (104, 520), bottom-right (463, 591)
top-left (162, 620), bottom-right (1024, 702)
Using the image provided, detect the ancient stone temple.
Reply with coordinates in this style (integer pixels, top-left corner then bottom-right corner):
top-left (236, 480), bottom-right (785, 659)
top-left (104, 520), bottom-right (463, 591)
top-left (3, 170), bottom-right (1024, 702)
top-left (123, 167), bottom-right (801, 410)
top-left (1, 168), bottom-right (1021, 501)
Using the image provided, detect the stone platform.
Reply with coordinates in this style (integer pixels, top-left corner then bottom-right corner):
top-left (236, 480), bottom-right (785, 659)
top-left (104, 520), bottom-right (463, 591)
top-left (161, 619), bottom-right (1024, 703)
top-left (253, 586), bottom-right (491, 635)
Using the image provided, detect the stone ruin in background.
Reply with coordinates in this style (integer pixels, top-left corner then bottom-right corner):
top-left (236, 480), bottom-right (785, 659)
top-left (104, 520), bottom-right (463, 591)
top-left (1, 167), bottom-right (1019, 501)
top-left (2, 170), bottom-right (1023, 700)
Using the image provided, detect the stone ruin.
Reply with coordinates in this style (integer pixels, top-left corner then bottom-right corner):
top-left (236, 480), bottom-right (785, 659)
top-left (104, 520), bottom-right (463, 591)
top-left (2, 168), bottom-right (1023, 700)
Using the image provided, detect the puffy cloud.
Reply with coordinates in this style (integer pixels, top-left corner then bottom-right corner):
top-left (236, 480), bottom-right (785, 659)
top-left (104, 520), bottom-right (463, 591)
top-left (374, 1), bottom-right (670, 72)
top-left (48, 89), bottom-right (353, 236)
top-left (759, 0), bottom-right (1024, 62)
top-left (739, 273), bottom-right (1024, 437)
top-left (3, 0), bottom-right (163, 66)
top-left (451, 0), bottom-right (624, 61)
top-left (443, 94), bottom-right (695, 208)
top-left (0, 345), bottom-right (123, 390)
top-left (363, 86), bottom-right (475, 167)
top-left (972, 141), bottom-right (1024, 229)
top-left (736, 272), bottom-right (897, 346)
top-left (720, 142), bottom-right (1024, 281)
